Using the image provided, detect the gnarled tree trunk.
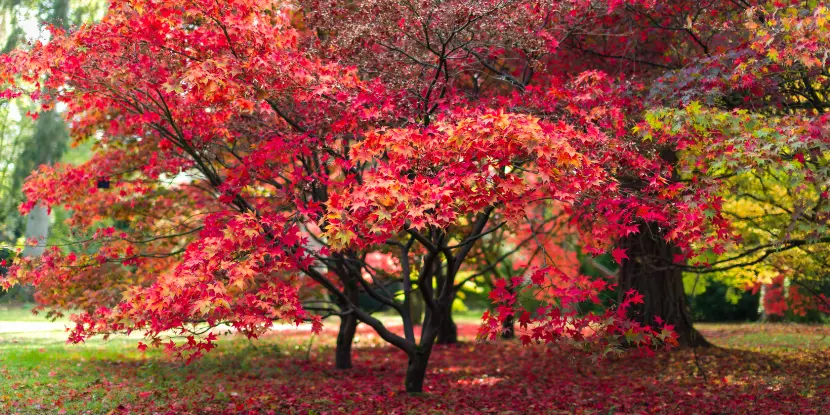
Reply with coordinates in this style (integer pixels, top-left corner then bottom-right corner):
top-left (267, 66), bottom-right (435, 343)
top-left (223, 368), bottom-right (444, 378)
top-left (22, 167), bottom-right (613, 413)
top-left (617, 222), bottom-right (710, 348)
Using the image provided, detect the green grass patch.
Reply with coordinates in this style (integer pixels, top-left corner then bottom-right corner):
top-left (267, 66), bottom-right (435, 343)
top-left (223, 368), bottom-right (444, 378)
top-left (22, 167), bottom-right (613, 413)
top-left (0, 330), bottom-right (318, 414)
top-left (697, 322), bottom-right (830, 351)
top-left (0, 304), bottom-right (69, 323)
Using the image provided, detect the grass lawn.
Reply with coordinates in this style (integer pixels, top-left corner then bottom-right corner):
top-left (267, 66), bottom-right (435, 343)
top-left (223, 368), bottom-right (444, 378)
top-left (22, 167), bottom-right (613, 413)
top-left (1, 307), bottom-right (829, 414)
top-left (0, 304), bottom-right (69, 323)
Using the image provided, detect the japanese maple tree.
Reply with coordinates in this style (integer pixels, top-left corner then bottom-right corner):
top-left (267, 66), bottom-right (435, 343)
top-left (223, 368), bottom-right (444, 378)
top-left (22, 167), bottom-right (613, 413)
top-left (0, 0), bottom-right (391, 364)
top-left (301, 0), bottom-right (741, 348)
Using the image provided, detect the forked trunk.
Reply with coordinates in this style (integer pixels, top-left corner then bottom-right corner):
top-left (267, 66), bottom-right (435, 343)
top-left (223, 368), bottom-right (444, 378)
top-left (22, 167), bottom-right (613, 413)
top-left (618, 222), bottom-right (710, 348)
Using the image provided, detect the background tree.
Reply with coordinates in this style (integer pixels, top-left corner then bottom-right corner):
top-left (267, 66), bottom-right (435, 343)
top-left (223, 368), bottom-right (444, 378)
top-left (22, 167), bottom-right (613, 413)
top-left (640, 3), bottom-right (830, 324)
top-left (0, 0), bottom-right (102, 303)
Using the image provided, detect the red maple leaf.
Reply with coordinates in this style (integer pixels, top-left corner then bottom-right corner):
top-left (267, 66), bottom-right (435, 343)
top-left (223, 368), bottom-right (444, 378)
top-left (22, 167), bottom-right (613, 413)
top-left (611, 247), bottom-right (628, 265)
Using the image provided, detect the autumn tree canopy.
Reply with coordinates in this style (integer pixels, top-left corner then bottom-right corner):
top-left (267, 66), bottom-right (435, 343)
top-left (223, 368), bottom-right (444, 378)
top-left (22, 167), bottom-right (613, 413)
top-left (1, 0), bottom-right (828, 393)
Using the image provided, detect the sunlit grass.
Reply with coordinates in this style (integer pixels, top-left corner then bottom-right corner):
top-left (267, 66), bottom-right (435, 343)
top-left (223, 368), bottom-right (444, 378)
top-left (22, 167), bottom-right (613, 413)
top-left (0, 304), bottom-right (70, 323)
top-left (698, 322), bottom-right (830, 351)
top-left (0, 328), bottom-right (323, 414)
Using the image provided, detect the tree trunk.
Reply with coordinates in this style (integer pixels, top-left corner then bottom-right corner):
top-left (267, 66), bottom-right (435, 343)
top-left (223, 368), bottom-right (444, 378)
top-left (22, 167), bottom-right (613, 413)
top-left (501, 313), bottom-right (515, 339)
top-left (435, 280), bottom-right (457, 345)
top-left (435, 313), bottom-right (458, 344)
top-left (618, 222), bottom-right (710, 348)
top-left (334, 279), bottom-right (360, 369)
top-left (404, 348), bottom-right (432, 393)
top-left (410, 290), bottom-right (424, 325)
top-left (334, 312), bottom-right (358, 369)
top-left (500, 282), bottom-right (515, 339)
top-left (22, 204), bottom-right (49, 258)
top-left (405, 318), bottom-right (438, 393)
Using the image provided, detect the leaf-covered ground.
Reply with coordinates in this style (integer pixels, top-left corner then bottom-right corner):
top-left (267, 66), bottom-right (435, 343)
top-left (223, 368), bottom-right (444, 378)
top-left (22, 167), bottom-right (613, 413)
top-left (1, 318), bottom-right (829, 414)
